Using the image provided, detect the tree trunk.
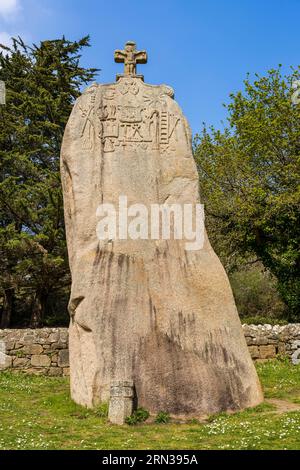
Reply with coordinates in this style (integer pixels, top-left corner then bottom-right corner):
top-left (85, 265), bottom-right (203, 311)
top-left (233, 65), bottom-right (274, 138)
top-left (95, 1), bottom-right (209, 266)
top-left (0, 289), bottom-right (14, 328)
top-left (30, 290), bottom-right (48, 328)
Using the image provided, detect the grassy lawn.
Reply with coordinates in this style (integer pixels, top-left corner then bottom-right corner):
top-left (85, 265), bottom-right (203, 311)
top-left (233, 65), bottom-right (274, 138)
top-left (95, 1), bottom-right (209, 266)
top-left (0, 359), bottom-right (300, 450)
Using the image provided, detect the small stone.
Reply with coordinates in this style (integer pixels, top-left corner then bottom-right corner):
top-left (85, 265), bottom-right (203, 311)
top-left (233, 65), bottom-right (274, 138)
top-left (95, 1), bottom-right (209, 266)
top-left (108, 381), bottom-right (134, 425)
top-left (22, 335), bottom-right (35, 344)
top-left (59, 330), bottom-right (69, 343)
top-left (0, 353), bottom-right (12, 370)
top-left (5, 341), bottom-right (15, 351)
top-left (58, 349), bottom-right (69, 367)
top-left (48, 332), bottom-right (59, 343)
top-left (13, 357), bottom-right (30, 368)
top-left (291, 347), bottom-right (300, 365)
top-left (5, 331), bottom-right (21, 341)
top-left (278, 342), bottom-right (286, 355)
top-left (259, 345), bottom-right (276, 359)
top-left (256, 337), bottom-right (270, 346)
top-left (31, 354), bottom-right (51, 367)
top-left (245, 337), bottom-right (255, 346)
top-left (63, 367), bottom-right (70, 376)
top-left (23, 344), bottom-right (43, 355)
top-left (48, 367), bottom-right (63, 377)
top-left (39, 330), bottom-right (51, 340)
top-left (264, 324), bottom-right (272, 331)
top-left (248, 345), bottom-right (260, 359)
top-left (50, 341), bottom-right (65, 351)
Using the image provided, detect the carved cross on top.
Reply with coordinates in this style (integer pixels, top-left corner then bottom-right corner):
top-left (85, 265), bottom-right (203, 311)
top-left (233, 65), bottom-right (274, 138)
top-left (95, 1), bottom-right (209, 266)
top-left (114, 41), bottom-right (147, 81)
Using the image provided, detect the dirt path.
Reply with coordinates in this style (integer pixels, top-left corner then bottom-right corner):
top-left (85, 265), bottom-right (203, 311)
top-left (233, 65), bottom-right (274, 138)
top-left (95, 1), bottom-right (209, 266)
top-left (266, 398), bottom-right (300, 414)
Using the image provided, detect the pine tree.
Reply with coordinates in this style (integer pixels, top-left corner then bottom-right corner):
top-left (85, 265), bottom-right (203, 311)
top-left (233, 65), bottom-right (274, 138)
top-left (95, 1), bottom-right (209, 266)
top-left (0, 36), bottom-right (98, 327)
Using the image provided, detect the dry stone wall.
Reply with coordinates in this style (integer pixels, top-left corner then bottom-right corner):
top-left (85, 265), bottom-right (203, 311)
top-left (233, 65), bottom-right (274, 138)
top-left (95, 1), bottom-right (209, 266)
top-left (0, 328), bottom-right (69, 376)
top-left (0, 324), bottom-right (299, 375)
top-left (243, 324), bottom-right (300, 363)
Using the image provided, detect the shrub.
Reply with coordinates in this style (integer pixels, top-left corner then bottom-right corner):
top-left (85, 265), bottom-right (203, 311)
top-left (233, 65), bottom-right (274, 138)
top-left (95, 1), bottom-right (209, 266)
top-left (125, 407), bottom-right (149, 425)
top-left (230, 266), bottom-right (287, 321)
top-left (155, 411), bottom-right (170, 424)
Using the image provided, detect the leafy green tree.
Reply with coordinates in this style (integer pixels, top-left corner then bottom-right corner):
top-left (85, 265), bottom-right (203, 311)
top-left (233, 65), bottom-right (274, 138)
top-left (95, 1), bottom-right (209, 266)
top-left (0, 36), bottom-right (98, 327)
top-left (194, 67), bottom-right (300, 320)
top-left (229, 264), bottom-right (286, 321)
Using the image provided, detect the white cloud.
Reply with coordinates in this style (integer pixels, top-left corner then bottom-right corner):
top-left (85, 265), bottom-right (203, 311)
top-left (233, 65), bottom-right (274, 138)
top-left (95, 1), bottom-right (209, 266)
top-left (0, 1), bottom-right (22, 51)
top-left (0, 0), bottom-right (21, 20)
top-left (0, 31), bottom-right (13, 47)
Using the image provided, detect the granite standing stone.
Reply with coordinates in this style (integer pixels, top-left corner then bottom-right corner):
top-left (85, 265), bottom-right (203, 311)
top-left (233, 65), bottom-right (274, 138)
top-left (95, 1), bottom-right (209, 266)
top-left (60, 42), bottom-right (263, 418)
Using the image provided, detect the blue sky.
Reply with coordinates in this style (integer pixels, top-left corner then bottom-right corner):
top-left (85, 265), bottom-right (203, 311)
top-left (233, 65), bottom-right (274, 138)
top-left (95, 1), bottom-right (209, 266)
top-left (0, 0), bottom-right (299, 133)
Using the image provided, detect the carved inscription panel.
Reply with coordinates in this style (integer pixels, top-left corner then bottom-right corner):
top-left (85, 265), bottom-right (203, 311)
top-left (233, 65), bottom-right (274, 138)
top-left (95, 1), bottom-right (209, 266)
top-left (78, 80), bottom-right (183, 153)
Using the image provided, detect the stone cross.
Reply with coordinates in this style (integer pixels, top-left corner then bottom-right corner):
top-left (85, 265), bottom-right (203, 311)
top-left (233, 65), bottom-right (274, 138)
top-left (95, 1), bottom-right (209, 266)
top-left (114, 41), bottom-right (147, 80)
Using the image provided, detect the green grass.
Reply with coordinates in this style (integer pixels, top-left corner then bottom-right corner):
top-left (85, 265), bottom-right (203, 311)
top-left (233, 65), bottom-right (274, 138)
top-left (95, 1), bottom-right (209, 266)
top-left (256, 357), bottom-right (300, 401)
top-left (0, 359), bottom-right (300, 450)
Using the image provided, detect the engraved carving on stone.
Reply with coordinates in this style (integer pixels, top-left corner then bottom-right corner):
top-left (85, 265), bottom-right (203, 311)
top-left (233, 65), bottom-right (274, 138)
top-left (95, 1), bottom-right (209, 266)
top-left (162, 85), bottom-right (175, 99)
top-left (159, 110), bottom-right (169, 144)
top-left (143, 90), bottom-right (168, 108)
top-left (117, 104), bottom-right (144, 145)
top-left (137, 142), bottom-right (149, 151)
top-left (103, 88), bottom-right (116, 100)
top-left (168, 113), bottom-right (181, 142)
top-left (98, 104), bottom-right (117, 121)
top-left (85, 85), bottom-right (182, 153)
top-left (103, 138), bottom-right (116, 153)
top-left (114, 41), bottom-right (147, 80)
top-left (101, 120), bottom-right (119, 139)
top-left (79, 86), bottom-right (98, 150)
top-left (119, 123), bottom-right (143, 144)
top-left (149, 110), bottom-right (160, 150)
top-left (139, 109), bottom-right (153, 143)
top-left (131, 123), bottom-right (144, 140)
top-left (119, 105), bottom-right (142, 123)
top-left (119, 79), bottom-right (139, 96)
top-left (143, 89), bottom-right (182, 146)
top-left (98, 104), bottom-right (119, 152)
